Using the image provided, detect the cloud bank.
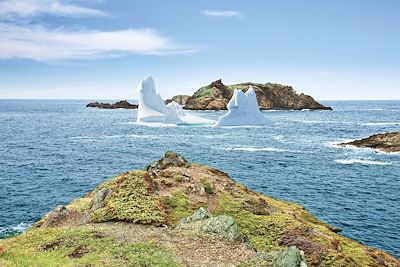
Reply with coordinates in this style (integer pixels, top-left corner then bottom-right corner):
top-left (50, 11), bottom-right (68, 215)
top-left (0, 0), bottom-right (108, 18)
top-left (201, 9), bottom-right (243, 19)
top-left (0, 23), bottom-right (195, 61)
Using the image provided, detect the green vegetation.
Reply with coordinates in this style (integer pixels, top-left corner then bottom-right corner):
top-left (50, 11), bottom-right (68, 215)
top-left (200, 178), bottom-right (214, 194)
top-left (192, 86), bottom-right (216, 99)
top-left (0, 227), bottom-right (179, 267)
top-left (161, 190), bottom-right (193, 226)
top-left (91, 171), bottom-right (165, 225)
top-left (173, 174), bottom-right (184, 182)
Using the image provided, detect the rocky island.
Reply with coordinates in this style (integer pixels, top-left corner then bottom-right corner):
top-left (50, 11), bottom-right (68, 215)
top-left (179, 79), bottom-right (331, 110)
top-left (340, 132), bottom-right (400, 153)
top-left (0, 152), bottom-right (398, 266)
top-left (86, 100), bottom-right (138, 109)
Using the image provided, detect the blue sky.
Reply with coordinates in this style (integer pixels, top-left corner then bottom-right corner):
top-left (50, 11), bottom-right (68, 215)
top-left (0, 0), bottom-right (399, 100)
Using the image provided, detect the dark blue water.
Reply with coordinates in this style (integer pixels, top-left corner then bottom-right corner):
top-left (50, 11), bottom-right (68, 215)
top-left (0, 100), bottom-right (399, 258)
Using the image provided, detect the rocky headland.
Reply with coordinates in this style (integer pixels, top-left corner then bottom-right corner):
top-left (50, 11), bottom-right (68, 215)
top-left (0, 152), bottom-right (398, 266)
top-left (181, 80), bottom-right (332, 111)
top-left (340, 132), bottom-right (400, 153)
top-left (86, 100), bottom-right (138, 109)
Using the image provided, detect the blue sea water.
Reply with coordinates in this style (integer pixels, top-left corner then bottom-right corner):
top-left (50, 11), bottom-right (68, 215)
top-left (0, 100), bottom-right (399, 258)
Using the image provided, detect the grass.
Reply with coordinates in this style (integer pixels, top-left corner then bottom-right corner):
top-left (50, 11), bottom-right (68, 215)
top-left (0, 227), bottom-right (179, 267)
top-left (200, 178), bottom-right (214, 194)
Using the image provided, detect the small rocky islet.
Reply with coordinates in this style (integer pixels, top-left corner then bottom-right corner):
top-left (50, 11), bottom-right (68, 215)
top-left (181, 79), bottom-right (331, 111)
top-left (0, 152), bottom-right (398, 266)
top-left (340, 132), bottom-right (400, 153)
top-left (86, 100), bottom-right (138, 109)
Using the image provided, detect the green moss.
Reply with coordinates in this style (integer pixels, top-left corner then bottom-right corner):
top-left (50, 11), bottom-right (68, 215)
top-left (161, 190), bottom-right (193, 226)
top-left (214, 193), bottom-right (289, 252)
top-left (67, 197), bottom-right (92, 212)
top-left (173, 175), bottom-right (184, 183)
top-left (0, 227), bottom-right (179, 267)
top-left (91, 171), bottom-right (165, 225)
top-left (200, 179), bottom-right (214, 194)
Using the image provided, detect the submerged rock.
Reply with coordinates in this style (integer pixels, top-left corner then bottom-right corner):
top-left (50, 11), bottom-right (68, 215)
top-left (340, 132), bottom-right (400, 153)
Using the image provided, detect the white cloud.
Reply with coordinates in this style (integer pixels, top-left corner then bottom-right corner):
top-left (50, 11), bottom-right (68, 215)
top-left (201, 9), bottom-right (243, 19)
top-left (0, 23), bottom-right (196, 61)
top-left (0, 0), bottom-right (107, 18)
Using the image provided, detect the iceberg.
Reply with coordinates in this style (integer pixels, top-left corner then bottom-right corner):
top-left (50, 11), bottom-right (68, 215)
top-left (136, 76), bottom-right (213, 126)
top-left (215, 87), bottom-right (267, 126)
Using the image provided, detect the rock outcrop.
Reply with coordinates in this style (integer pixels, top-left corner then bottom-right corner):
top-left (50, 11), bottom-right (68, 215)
top-left (182, 79), bottom-right (332, 110)
top-left (165, 95), bottom-right (191, 106)
top-left (1, 151), bottom-right (398, 267)
top-left (86, 100), bottom-right (138, 109)
top-left (340, 132), bottom-right (400, 153)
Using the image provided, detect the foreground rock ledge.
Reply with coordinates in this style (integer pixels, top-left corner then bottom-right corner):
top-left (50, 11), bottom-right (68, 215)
top-left (340, 132), bottom-right (400, 153)
top-left (0, 151), bottom-right (398, 266)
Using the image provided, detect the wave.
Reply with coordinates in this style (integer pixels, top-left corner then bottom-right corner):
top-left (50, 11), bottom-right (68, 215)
top-left (335, 159), bottom-right (392, 166)
top-left (70, 134), bottom-right (156, 141)
top-left (221, 146), bottom-right (287, 152)
top-left (0, 222), bottom-right (31, 237)
top-left (362, 122), bottom-right (400, 126)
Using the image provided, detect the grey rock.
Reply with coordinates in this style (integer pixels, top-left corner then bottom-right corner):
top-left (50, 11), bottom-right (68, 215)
top-left (90, 188), bottom-right (112, 212)
top-left (80, 188), bottom-right (112, 224)
top-left (40, 205), bottom-right (69, 227)
top-left (276, 246), bottom-right (307, 267)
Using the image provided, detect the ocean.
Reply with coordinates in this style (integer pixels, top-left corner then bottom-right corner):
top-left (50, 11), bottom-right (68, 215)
top-left (0, 100), bottom-right (399, 258)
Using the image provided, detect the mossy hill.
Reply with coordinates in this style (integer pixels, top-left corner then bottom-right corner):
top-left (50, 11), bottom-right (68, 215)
top-left (0, 152), bottom-right (398, 266)
top-left (181, 79), bottom-right (331, 110)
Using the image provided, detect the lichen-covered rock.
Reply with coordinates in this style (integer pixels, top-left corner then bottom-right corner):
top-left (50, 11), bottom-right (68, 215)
top-left (80, 188), bottom-right (112, 224)
top-left (177, 208), bottom-right (250, 245)
top-left (178, 207), bottom-right (211, 224)
top-left (276, 246), bottom-right (308, 267)
top-left (199, 215), bottom-right (245, 242)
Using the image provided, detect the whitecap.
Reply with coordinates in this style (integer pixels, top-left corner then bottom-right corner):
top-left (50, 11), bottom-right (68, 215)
top-left (362, 122), bottom-right (400, 126)
top-left (335, 159), bottom-right (391, 166)
top-left (221, 146), bottom-right (287, 152)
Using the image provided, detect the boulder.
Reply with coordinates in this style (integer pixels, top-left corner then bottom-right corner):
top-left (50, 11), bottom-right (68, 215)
top-left (276, 246), bottom-right (308, 267)
top-left (147, 151), bottom-right (190, 173)
top-left (40, 205), bottom-right (69, 228)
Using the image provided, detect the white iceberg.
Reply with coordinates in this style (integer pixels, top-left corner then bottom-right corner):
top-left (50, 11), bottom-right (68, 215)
top-left (136, 76), bottom-right (213, 126)
top-left (215, 87), bottom-right (267, 126)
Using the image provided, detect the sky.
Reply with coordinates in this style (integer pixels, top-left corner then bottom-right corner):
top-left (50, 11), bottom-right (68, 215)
top-left (0, 0), bottom-right (399, 100)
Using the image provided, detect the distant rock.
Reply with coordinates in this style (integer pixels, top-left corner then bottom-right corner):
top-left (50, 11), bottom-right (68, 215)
top-left (165, 95), bottom-right (191, 106)
top-left (340, 132), bottom-right (400, 153)
top-left (86, 100), bottom-right (138, 109)
top-left (182, 79), bottom-right (332, 110)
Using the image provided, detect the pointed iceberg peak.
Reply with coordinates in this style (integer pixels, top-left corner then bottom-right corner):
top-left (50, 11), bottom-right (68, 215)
top-left (136, 76), bottom-right (214, 126)
top-left (215, 86), bottom-right (267, 126)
